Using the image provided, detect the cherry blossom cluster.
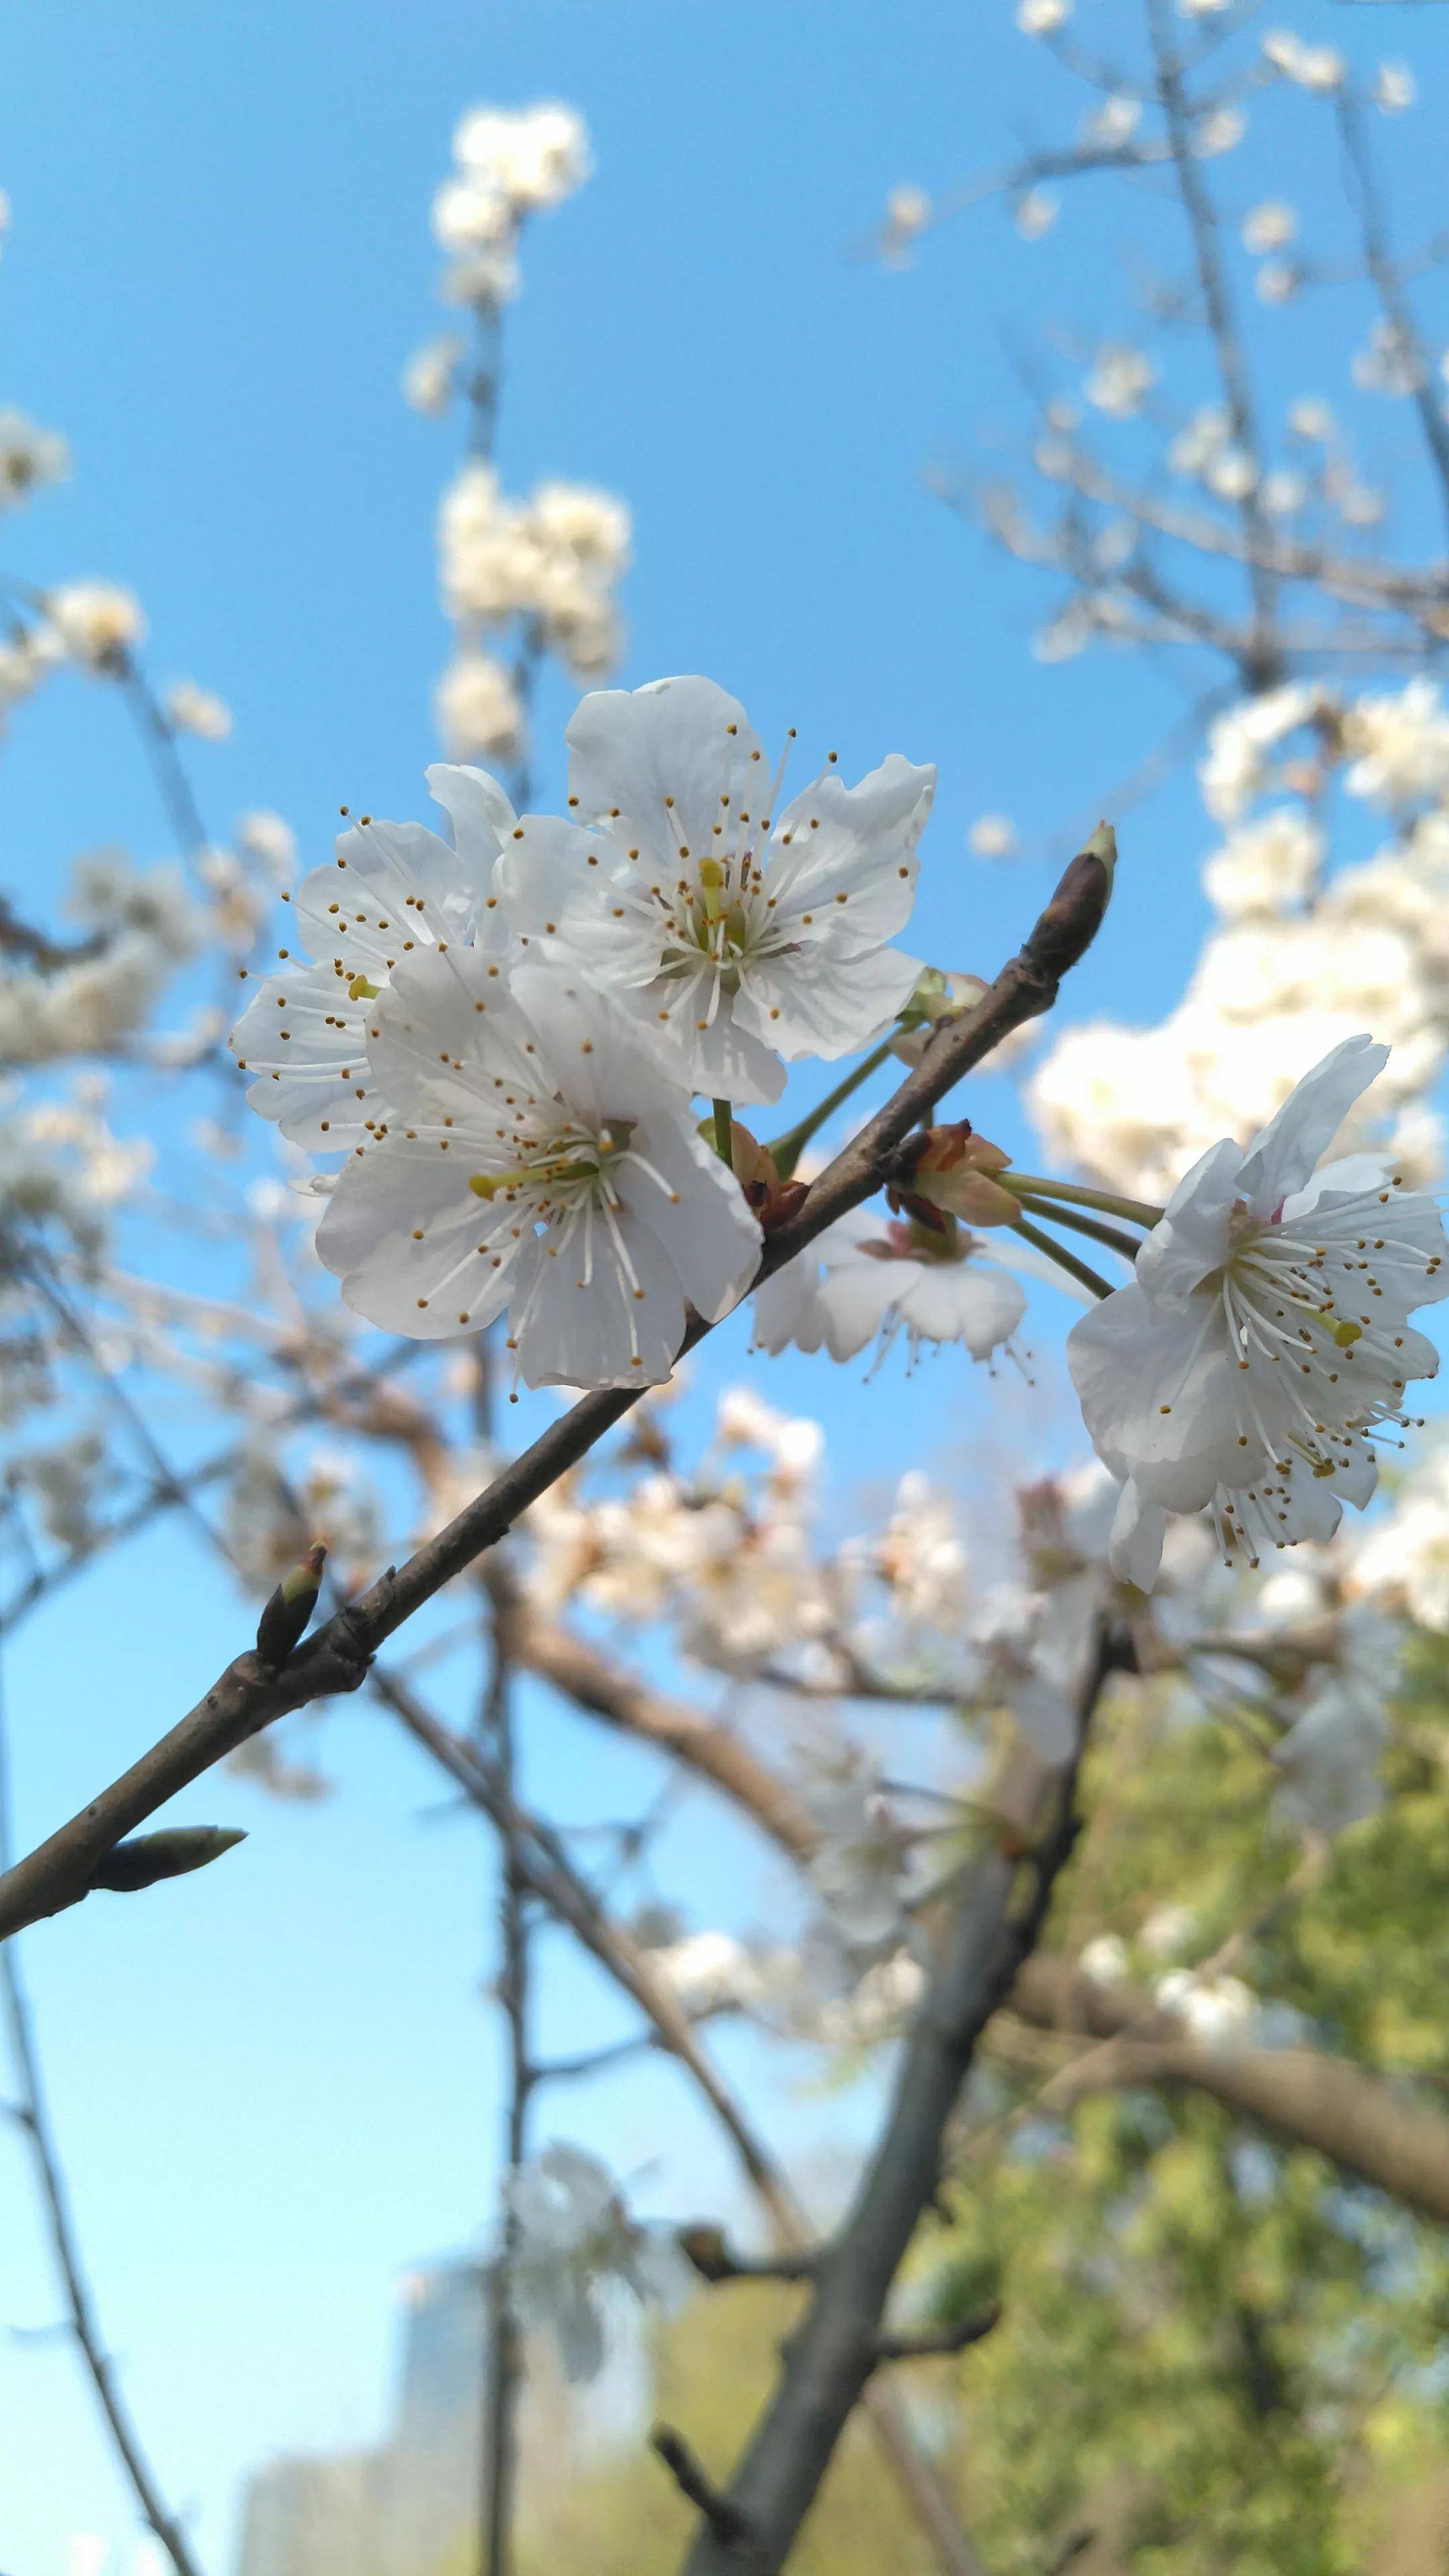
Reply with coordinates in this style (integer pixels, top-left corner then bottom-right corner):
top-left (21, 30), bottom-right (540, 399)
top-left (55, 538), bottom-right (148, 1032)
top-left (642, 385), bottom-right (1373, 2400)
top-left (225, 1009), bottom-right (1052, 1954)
top-left (1030, 676), bottom-right (1449, 1201)
top-left (401, 101), bottom-right (633, 775)
top-left (230, 674), bottom-right (935, 1391)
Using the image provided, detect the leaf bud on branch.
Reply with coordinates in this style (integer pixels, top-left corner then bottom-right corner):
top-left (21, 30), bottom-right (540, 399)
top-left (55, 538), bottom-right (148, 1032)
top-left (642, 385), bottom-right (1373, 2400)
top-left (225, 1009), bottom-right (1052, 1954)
top-left (254, 1541), bottom-right (327, 1672)
top-left (85, 1826), bottom-right (247, 1894)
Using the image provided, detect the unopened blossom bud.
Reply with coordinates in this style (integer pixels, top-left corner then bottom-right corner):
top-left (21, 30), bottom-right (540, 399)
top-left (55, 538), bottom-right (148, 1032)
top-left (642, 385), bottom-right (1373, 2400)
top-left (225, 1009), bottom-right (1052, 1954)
top-left (255, 1540), bottom-right (327, 1671)
top-left (889, 969), bottom-right (989, 1066)
top-left (1024, 821), bottom-right (1116, 982)
top-left (88, 1826), bottom-right (247, 1894)
top-left (885, 1124), bottom-right (1020, 1228)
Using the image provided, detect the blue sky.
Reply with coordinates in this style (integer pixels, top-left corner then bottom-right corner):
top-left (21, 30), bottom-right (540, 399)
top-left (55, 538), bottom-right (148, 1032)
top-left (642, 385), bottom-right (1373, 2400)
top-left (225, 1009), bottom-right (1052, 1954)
top-left (2, 3), bottom-right (1447, 2569)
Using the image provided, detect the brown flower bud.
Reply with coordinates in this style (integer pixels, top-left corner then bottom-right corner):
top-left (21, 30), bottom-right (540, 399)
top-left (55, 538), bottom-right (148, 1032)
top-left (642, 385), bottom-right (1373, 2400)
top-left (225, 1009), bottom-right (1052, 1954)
top-left (1024, 820), bottom-right (1116, 982)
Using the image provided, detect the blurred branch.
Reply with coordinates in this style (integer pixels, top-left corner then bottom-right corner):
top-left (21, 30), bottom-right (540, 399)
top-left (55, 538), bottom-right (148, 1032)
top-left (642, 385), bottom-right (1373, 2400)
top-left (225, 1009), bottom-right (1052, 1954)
top-left (1145, 0), bottom-right (1281, 687)
top-left (874, 2307), bottom-right (1001, 2365)
top-left (0, 1656), bottom-right (205, 2576)
top-left (474, 1362), bottom-right (531, 2576)
top-left (674, 1629), bottom-right (1115, 2576)
top-left (1337, 84), bottom-right (1449, 543)
top-left (1003, 1954), bottom-right (1449, 2225)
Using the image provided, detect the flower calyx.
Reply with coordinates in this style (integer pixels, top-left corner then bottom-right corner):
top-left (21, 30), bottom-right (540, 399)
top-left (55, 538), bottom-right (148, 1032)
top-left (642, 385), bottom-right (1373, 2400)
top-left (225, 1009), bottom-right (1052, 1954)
top-left (883, 1123), bottom-right (1020, 1230)
top-left (889, 967), bottom-right (989, 1067)
top-left (726, 1120), bottom-right (811, 1234)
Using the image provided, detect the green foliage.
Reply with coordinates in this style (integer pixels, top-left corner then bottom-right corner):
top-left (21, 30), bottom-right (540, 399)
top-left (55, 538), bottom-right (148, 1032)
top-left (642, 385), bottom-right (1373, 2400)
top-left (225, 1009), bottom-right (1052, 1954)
top-left (919, 1660), bottom-right (1449, 2573)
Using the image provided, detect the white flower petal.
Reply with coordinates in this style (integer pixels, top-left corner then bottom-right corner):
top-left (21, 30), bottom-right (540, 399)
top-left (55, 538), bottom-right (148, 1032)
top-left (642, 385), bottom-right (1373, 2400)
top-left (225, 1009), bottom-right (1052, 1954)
top-left (491, 811), bottom-right (626, 939)
top-left (766, 753), bottom-right (934, 945)
top-left (1108, 1479), bottom-right (1168, 1589)
top-left (515, 1203), bottom-right (685, 1389)
top-left (424, 758), bottom-right (518, 855)
top-left (231, 960), bottom-right (379, 1150)
top-left (894, 1259), bottom-right (1026, 1356)
top-left (1236, 1032), bottom-right (1388, 1211)
top-left (751, 1251), bottom-right (828, 1354)
top-left (1068, 1281), bottom-right (1245, 1508)
top-left (614, 1110), bottom-right (762, 1321)
top-left (317, 1135), bottom-right (527, 1337)
top-left (735, 942), bottom-right (922, 1060)
top-left (565, 674), bottom-right (763, 866)
top-left (814, 1256), bottom-right (903, 1358)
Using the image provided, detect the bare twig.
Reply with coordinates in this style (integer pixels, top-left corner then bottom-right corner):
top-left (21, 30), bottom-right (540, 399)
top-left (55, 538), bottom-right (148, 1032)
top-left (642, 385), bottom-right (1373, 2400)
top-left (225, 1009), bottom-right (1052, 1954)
top-left (873, 2307), bottom-right (1002, 2365)
top-left (1145, 0), bottom-right (1281, 688)
top-left (652, 2427), bottom-right (755, 2551)
top-left (0, 1656), bottom-right (204, 2576)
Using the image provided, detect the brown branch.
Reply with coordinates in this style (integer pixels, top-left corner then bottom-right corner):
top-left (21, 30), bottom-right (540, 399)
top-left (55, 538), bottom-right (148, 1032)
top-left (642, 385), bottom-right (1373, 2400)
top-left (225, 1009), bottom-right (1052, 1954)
top-left (652, 2427), bottom-right (755, 2551)
top-left (675, 1629), bottom-right (1116, 2576)
top-left (495, 1581), bottom-right (817, 1862)
top-left (0, 853), bottom-right (1104, 1947)
top-left (1007, 1956), bottom-right (1449, 2226)
top-left (873, 2306), bottom-right (1001, 2365)
top-left (678, 2226), bottom-right (823, 2286)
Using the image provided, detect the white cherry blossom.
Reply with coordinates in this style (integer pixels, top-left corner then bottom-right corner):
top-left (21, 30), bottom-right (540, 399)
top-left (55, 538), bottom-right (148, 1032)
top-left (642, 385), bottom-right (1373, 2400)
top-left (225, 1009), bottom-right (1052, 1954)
top-left (0, 408), bottom-right (68, 504)
top-left (435, 651), bottom-right (525, 761)
top-left (230, 765), bottom-right (513, 1150)
top-left (315, 952), bottom-right (761, 1385)
top-left (48, 582), bottom-right (144, 669)
top-left (1271, 1680), bottom-right (1387, 1836)
top-left (1068, 1037), bottom-right (1449, 1589)
top-left (508, 2143), bottom-right (686, 2385)
top-left (1155, 1970), bottom-right (1259, 2049)
top-left (751, 1205), bottom-right (1031, 1368)
top-left (496, 676), bottom-right (932, 1106)
top-left (1201, 808), bottom-right (1320, 919)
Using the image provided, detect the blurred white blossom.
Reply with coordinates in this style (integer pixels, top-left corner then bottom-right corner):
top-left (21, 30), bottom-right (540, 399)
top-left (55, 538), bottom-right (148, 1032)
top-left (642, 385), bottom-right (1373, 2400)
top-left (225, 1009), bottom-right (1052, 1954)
top-left (48, 582), bottom-right (144, 670)
top-left (508, 2143), bottom-right (687, 2384)
top-left (164, 678), bottom-right (232, 741)
top-left (0, 408), bottom-right (68, 505)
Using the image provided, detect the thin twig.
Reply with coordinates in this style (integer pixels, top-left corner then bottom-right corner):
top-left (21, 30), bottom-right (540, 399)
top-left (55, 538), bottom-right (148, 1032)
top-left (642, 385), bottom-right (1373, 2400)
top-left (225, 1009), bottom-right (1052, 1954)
top-left (0, 1653), bottom-right (205, 2576)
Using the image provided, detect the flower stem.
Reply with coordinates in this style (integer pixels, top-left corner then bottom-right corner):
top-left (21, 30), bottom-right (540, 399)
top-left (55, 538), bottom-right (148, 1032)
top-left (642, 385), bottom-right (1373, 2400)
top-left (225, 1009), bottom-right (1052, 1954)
top-left (712, 1099), bottom-right (733, 1164)
top-left (767, 1036), bottom-right (898, 1181)
top-left (1001, 1172), bottom-right (1163, 1228)
top-left (1008, 1212), bottom-right (1114, 1302)
top-left (1013, 1193), bottom-right (1142, 1265)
